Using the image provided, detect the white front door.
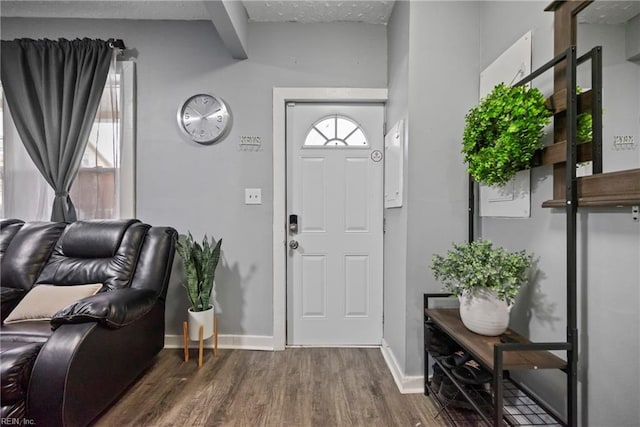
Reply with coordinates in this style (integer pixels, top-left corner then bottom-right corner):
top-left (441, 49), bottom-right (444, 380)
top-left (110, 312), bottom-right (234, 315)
top-left (286, 103), bottom-right (384, 346)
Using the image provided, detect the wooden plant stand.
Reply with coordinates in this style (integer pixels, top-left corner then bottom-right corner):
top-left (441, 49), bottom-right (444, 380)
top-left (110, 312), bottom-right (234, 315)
top-left (182, 316), bottom-right (219, 367)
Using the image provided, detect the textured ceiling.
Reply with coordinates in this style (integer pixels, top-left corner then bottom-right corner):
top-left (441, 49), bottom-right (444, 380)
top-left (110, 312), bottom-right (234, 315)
top-left (578, 1), bottom-right (640, 24)
top-left (0, 0), bottom-right (395, 24)
top-left (243, 1), bottom-right (394, 24)
top-left (3, 1), bottom-right (636, 26)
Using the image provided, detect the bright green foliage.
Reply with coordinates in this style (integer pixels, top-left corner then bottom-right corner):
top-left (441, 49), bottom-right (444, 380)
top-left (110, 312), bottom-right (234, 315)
top-left (575, 86), bottom-right (592, 143)
top-left (462, 83), bottom-right (550, 186)
top-left (577, 112), bottom-right (592, 143)
top-left (176, 232), bottom-right (222, 312)
top-left (430, 240), bottom-right (533, 305)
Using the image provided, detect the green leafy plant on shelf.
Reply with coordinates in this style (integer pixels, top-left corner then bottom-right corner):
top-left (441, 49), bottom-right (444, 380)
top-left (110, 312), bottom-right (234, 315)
top-left (430, 240), bottom-right (533, 305)
top-left (576, 86), bottom-right (593, 144)
top-left (176, 232), bottom-right (222, 312)
top-left (462, 83), bottom-right (550, 187)
top-left (462, 83), bottom-right (596, 187)
top-left (577, 112), bottom-right (592, 143)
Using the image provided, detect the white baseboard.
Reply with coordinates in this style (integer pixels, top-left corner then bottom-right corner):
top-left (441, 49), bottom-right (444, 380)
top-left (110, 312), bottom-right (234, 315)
top-left (380, 339), bottom-right (424, 394)
top-left (164, 334), bottom-right (274, 351)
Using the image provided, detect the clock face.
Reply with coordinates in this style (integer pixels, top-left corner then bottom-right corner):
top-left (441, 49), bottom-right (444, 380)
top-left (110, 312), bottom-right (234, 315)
top-left (177, 94), bottom-right (231, 144)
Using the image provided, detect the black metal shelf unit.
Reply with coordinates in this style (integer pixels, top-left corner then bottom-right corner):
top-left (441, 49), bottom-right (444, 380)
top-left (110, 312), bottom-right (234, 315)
top-left (424, 295), bottom-right (569, 427)
top-left (429, 44), bottom-right (603, 427)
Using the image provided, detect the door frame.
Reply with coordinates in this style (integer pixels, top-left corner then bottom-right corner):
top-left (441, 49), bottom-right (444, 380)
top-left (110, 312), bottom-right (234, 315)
top-left (272, 87), bottom-right (388, 350)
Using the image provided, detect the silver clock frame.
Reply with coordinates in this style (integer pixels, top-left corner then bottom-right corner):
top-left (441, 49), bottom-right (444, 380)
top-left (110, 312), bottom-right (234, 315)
top-left (176, 93), bottom-right (232, 145)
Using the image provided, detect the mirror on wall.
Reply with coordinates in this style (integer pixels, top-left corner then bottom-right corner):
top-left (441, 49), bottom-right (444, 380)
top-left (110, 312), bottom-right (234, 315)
top-left (577, 1), bottom-right (640, 173)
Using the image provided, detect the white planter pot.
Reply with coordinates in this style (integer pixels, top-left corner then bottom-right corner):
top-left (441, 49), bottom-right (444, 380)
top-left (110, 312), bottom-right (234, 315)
top-left (459, 288), bottom-right (511, 336)
top-left (188, 306), bottom-right (215, 341)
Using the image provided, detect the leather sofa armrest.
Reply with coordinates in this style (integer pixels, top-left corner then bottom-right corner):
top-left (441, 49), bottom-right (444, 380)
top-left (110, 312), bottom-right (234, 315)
top-left (51, 288), bottom-right (157, 329)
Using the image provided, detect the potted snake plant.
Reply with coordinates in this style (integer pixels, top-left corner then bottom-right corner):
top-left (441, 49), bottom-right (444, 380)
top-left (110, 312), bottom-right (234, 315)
top-left (176, 232), bottom-right (222, 341)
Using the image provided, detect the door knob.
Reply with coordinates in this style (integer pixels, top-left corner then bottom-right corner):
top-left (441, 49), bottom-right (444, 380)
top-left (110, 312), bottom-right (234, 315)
top-left (289, 240), bottom-right (299, 249)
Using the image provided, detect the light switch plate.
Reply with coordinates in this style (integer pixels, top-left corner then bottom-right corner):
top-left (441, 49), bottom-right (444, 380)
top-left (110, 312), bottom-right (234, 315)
top-left (245, 188), bottom-right (262, 205)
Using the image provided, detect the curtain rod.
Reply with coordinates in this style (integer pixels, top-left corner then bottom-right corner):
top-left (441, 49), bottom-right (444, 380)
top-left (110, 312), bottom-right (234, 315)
top-left (106, 38), bottom-right (126, 50)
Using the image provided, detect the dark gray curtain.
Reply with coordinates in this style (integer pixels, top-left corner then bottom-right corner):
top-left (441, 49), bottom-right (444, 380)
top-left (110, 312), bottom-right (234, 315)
top-left (0, 38), bottom-right (112, 222)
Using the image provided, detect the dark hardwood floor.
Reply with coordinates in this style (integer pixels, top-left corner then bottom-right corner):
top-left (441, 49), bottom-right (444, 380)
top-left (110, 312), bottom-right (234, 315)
top-left (94, 347), bottom-right (457, 427)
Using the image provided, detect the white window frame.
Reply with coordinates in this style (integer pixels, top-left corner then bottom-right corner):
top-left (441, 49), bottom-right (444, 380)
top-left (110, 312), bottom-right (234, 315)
top-left (118, 61), bottom-right (136, 218)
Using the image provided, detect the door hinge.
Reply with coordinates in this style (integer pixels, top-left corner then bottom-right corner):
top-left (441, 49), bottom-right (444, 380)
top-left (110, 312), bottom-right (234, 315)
top-left (383, 122), bottom-right (387, 135)
top-left (383, 217), bottom-right (386, 233)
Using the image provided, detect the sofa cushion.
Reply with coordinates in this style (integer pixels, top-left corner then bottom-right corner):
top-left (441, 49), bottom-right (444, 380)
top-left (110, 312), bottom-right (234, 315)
top-left (3, 284), bottom-right (103, 324)
top-left (0, 219), bottom-right (24, 263)
top-left (1, 222), bottom-right (67, 290)
top-left (37, 220), bottom-right (149, 291)
top-left (58, 219), bottom-right (138, 259)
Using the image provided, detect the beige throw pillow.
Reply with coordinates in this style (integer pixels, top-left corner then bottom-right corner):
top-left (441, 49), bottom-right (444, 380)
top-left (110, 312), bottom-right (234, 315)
top-left (3, 284), bottom-right (103, 324)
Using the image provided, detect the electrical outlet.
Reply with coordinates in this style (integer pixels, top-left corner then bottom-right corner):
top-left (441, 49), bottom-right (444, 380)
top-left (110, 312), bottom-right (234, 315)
top-left (245, 188), bottom-right (262, 205)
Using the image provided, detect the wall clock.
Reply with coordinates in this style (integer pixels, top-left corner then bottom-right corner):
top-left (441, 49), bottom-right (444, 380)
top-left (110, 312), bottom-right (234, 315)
top-left (177, 93), bottom-right (232, 145)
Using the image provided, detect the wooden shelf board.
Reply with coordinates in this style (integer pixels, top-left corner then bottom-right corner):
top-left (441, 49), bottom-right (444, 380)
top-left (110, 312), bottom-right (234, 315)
top-left (546, 89), bottom-right (592, 115)
top-left (542, 169), bottom-right (640, 207)
top-left (425, 308), bottom-right (567, 371)
top-left (543, 196), bottom-right (640, 208)
top-left (540, 140), bottom-right (593, 166)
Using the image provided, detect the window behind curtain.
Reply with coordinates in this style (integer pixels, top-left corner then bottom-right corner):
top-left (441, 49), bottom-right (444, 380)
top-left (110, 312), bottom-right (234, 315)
top-left (70, 66), bottom-right (121, 219)
top-left (0, 60), bottom-right (135, 221)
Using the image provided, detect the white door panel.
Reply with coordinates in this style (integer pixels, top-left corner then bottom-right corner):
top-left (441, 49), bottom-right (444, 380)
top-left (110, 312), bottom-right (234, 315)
top-left (286, 103), bottom-right (384, 346)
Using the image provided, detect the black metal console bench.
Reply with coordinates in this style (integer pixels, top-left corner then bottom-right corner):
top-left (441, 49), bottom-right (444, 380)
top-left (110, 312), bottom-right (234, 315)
top-left (424, 294), bottom-right (569, 426)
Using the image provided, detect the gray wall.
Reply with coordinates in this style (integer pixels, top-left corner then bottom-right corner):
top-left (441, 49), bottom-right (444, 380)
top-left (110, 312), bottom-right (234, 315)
top-left (382, 1), bottom-right (639, 423)
top-left (383, 1), bottom-right (481, 377)
top-left (405, 1), bottom-right (481, 376)
top-left (384, 0), bottom-right (410, 373)
top-left (480, 2), bottom-right (640, 425)
top-left (1, 17), bottom-right (387, 337)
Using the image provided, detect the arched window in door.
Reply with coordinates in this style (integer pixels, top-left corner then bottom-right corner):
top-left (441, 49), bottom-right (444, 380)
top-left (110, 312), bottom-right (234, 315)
top-left (304, 115), bottom-right (368, 147)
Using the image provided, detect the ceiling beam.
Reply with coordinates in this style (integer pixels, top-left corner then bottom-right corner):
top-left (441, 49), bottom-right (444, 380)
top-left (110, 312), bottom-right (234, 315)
top-left (204, 0), bottom-right (249, 60)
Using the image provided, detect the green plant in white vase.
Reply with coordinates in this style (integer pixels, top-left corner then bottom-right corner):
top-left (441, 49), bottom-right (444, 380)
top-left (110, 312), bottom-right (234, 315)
top-left (176, 232), bottom-right (222, 341)
top-left (430, 240), bottom-right (533, 336)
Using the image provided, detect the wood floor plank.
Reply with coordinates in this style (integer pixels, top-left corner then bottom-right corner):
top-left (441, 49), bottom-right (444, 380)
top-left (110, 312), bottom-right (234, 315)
top-left (94, 348), bottom-right (452, 427)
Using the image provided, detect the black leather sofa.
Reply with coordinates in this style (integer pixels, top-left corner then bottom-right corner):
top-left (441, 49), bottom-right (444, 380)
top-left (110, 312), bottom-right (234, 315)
top-left (0, 219), bottom-right (177, 427)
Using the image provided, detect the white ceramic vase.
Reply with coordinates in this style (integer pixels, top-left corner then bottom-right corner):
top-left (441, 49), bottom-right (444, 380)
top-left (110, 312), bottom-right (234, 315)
top-left (188, 306), bottom-right (215, 341)
top-left (459, 288), bottom-right (511, 336)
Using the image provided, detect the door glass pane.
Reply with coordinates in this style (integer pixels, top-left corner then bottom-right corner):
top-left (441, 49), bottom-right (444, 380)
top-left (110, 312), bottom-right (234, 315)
top-left (315, 117), bottom-right (336, 139)
top-left (336, 117), bottom-right (357, 139)
top-left (345, 128), bottom-right (367, 146)
top-left (304, 115), bottom-right (368, 148)
top-left (305, 128), bottom-right (328, 146)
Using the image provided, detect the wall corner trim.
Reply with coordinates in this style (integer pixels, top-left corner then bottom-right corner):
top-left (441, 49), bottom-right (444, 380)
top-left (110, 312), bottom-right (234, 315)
top-left (380, 339), bottom-right (424, 394)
